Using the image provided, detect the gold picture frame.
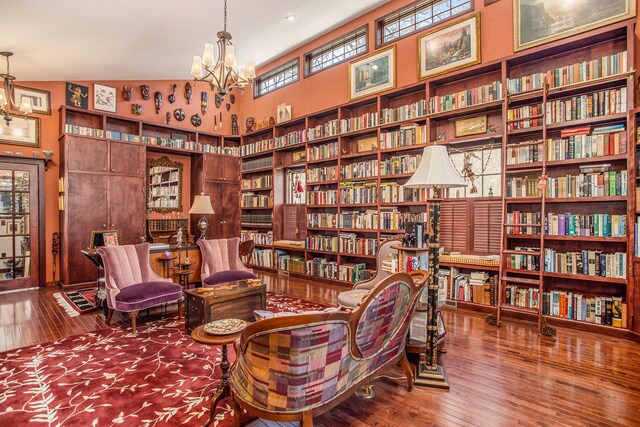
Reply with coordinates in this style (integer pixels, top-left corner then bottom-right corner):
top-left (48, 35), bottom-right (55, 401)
top-left (455, 115), bottom-right (487, 138)
top-left (349, 45), bottom-right (396, 100)
top-left (89, 229), bottom-right (119, 252)
top-left (11, 86), bottom-right (51, 115)
top-left (418, 13), bottom-right (481, 80)
top-left (514, 0), bottom-right (636, 52)
top-left (146, 156), bottom-right (183, 213)
top-left (0, 114), bottom-right (40, 147)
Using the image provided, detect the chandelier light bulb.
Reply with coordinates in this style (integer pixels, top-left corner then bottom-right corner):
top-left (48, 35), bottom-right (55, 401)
top-left (202, 43), bottom-right (215, 67)
top-left (19, 97), bottom-right (32, 114)
top-left (224, 45), bottom-right (237, 69)
top-left (245, 57), bottom-right (256, 79)
top-left (190, 56), bottom-right (204, 78)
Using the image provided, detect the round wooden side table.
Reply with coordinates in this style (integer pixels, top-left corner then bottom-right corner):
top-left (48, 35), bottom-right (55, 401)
top-left (175, 269), bottom-right (194, 289)
top-left (191, 324), bottom-right (245, 427)
top-left (158, 256), bottom-right (177, 278)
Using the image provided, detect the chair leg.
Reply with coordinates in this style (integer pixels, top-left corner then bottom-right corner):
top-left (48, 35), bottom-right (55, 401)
top-left (105, 308), bottom-right (113, 325)
top-left (301, 410), bottom-right (313, 427)
top-left (177, 299), bottom-right (183, 318)
top-left (129, 311), bottom-right (139, 334)
top-left (230, 398), bottom-right (241, 427)
top-left (400, 353), bottom-right (414, 392)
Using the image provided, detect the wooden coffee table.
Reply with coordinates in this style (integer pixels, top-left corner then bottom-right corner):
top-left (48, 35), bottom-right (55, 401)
top-left (184, 280), bottom-right (267, 333)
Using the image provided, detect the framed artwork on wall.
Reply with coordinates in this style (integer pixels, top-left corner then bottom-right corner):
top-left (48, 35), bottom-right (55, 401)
top-left (94, 84), bottom-right (117, 112)
top-left (11, 86), bottom-right (51, 115)
top-left (455, 115), bottom-right (487, 137)
top-left (349, 45), bottom-right (396, 100)
top-left (514, 0), bottom-right (636, 51)
top-left (0, 114), bottom-right (40, 147)
top-left (276, 103), bottom-right (292, 123)
top-left (418, 13), bottom-right (481, 80)
top-left (66, 82), bottom-right (89, 109)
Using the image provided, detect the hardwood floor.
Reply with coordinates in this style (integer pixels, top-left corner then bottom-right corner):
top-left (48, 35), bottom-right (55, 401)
top-left (1, 273), bottom-right (640, 426)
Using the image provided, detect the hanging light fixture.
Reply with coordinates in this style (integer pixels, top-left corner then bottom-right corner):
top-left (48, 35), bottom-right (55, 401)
top-left (190, 0), bottom-right (256, 98)
top-left (0, 52), bottom-right (32, 127)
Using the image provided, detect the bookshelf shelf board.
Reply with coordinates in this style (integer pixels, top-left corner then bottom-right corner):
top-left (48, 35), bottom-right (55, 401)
top-left (242, 187), bottom-right (273, 192)
top-left (505, 197), bottom-right (543, 203)
top-left (390, 245), bottom-right (429, 252)
top-left (274, 143), bottom-right (306, 152)
top-left (241, 166), bottom-right (273, 174)
top-left (380, 228), bottom-right (405, 233)
top-left (507, 126), bottom-right (543, 136)
top-left (446, 300), bottom-right (497, 311)
top-left (545, 196), bottom-right (627, 203)
top-left (503, 268), bottom-right (541, 276)
top-left (306, 227), bottom-right (338, 231)
top-left (306, 204), bottom-right (339, 209)
top-left (306, 249), bottom-right (339, 255)
top-left (503, 249), bottom-right (541, 255)
top-left (500, 276), bottom-right (540, 285)
top-left (506, 89), bottom-right (544, 103)
top-left (380, 144), bottom-right (427, 154)
top-left (546, 154), bottom-right (628, 167)
top-left (440, 261), bottom-right (500, 271)
top-left (378, 116), bottom-right (428, 130)
top-left (544, 315), bottom-right (628, 335)
top-left (340, 151), bottom-right (378, 160)
top-left (288, 271), bottom-right (353, 288)
top-left (546, 72), bottom-right (633, 97)
top-left (306, 135), bottom-right (340, 145)
top-left (544, 235), bottom-right (627, 242)
top-left (338, 228), bottom-right (379, 233)
top-left (505, 234), bottom-right (542, 240)
top-left (241, 150), bottom-right (273, 160)
top-left (545, 113), bottom-right (628, 131)
top-left (380, 172), bottom-right (414, 179)
top-left (500, 304), bottom-right (539, 315)
top-left (307, 157), bottom-right (339, 165)
top-left (437, 133), bottom-right (503, 147)
top-left (144, 144), bottom-right (206, 156)
top-left (241, 206), bottom-right (273, 210)
top-left (543, 271), bottom-right (627, 284)
top-left (428, 100), bottom-right (503, 121)
top-left (339, 203), bottom-right (379, 208)
top-left (254, 244), bottom-right (273, 248)
top-left (339, 127), bottom-right (379, 138)
top-left (340, 252), bottom-right (377, 259)
top-left (250, 264), bottom-right (277, 273)
top-left (307, 180), bottom-right (339, 186)
top-left (240, 224), bottom-right (273, 228)
top-left (506, 162), bottom-right (543, 171)
top-left (380, 201), bottom-right (427, 207)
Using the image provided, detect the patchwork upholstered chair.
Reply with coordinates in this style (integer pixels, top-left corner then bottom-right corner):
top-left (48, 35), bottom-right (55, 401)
top-left (97, 243), bottom-right (183, 333)
top-left (197, 237), bottom-right (257, 286)
top-left (229, 271), bottom-right (426, 427)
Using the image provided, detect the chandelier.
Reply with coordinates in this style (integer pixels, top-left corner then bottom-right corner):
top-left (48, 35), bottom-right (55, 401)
top-left (0, 52), bottom-right (32, 127)
top-left (190, 0), bottom-right (256, 98)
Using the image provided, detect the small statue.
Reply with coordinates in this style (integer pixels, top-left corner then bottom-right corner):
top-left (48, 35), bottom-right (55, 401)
top-left (191, 113), bottom-right (202, 127)
top-left (176, 227), bottom-right (183, 246)
top-left (230, 94), bottom-right (236, 104)
top-left (154, 91), bottom-right (162, 114)
top-left (215, 92), bottom-right (223, 108)
top-left (487, 124), bottom-right (498, 133)
top-left (225, 103), bottom-right (231, 111)
top-left (185, 83), bottom-right (192, 104)
top-left (140, 85), bottom-right (150, 100)
top-left (168, 84), bottom-right (176, 103)
top-left (201, 92), bottom-right (208, 115)
top-left (165, 111), bottom-right (171, 125)
top-left (122, 85), bottom-right (132, 101)
top-left (268, 117), bottom-right (276, 126)
top-left (174, 108), bottom-right (185, 121)
top-left (245, 116), bottom-right (255, 133)
top-left (231, 114), bottom-right (238, 135)
top-left (131, 103), bottom-right (142, 115)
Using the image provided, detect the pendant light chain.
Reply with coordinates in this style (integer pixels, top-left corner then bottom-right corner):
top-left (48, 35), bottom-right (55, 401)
top-left (223, 0), bottom-right (228, 32)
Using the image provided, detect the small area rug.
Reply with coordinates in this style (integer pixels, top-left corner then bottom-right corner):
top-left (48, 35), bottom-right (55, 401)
top-left (0, 292), bottom-right (327, 426)
top-left (53, 289), bottom-right (98, 317)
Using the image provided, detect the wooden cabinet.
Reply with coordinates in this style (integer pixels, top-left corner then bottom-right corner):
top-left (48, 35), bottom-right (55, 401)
top-left (110, 141), bottom-right (145, 176)
top-left (109, 175), bottom-right (146, 244)
top-left (67, 137), bottom-right (108, 172)
top-left (203, 154), bottom-right (240, 182)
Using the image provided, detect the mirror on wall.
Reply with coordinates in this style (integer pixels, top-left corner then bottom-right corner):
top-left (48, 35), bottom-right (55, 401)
top-left (147, 156), bottom-right (183, 213)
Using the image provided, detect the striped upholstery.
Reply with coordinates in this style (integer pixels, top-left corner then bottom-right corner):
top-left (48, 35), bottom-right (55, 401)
top-left (197, 238), bottom-right (253, 282)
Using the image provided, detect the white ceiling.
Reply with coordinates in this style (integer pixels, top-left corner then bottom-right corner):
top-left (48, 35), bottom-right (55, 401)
top-left (4, 0), bottom-right (389, 81)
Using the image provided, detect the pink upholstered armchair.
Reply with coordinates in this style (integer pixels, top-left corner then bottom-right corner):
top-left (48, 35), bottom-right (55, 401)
top-left (97, 243), bottom-right (183, 333)
top-left (229, 271), bottom-right (426, 427)
top-left (197, 237), bottom-right (257, 286)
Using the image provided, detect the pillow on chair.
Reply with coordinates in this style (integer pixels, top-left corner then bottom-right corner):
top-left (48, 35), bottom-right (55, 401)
top-left (203, 270), bottom-right (257, 286)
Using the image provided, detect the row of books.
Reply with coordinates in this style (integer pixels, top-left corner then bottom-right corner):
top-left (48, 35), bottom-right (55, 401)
top-left (307, 119), bottom-right (340, 140)
top-left (339, 210), bottom-right (378, 230)
top-left (340, 159), bottom-right (378, 179)
top-left (306, 257), bottom-right (339, 280)
top-left (210, 146), bottom-right (240, 156)
top-left (545, 213), bottom-right (626, 238)
top-left (442, 270), bottom-right (497, 306)
top-left (545, 169), bottom-right (627, 198)
top-left (340, 112), bottom-right (379, 133)
top-left (306, 234), bottom-right (338, 252)
top-left (65, 124), bottom-right (104, 137)
top-left (546, 129), bottom-right (626, 161)
top-left (507, 104), bottom-right (543, 130)
top-left (240, 193), bottom-right (273, 208)
top-left (542, 292), bottom-right (626, 328)
top-left (504, 177), bottom-right (541, 198)
top-left (147, 218), bottom-right (187, 232)
top-left (380, 154), bottom-right (421, 176)
top-left (107, 131), bottom-right (140, 142)
top-left (241, 138), bottom-right (273, 156)
top-left (275, 130), bottom-right (307, 148)
top-left (148, 197), bottom-right (178, 208)
top-left (635, 218), bottom-right (640, 257)
top-left (307, 165), bottom-right (338, 183)
top-left (504, 285), bottom-right (539, 309)
top-left (505, 211), bottom-right (542, 235)
top-left (307, 213), bottom-right (337, 228)
top-left (242, 175), bottom-right (273, 190)
top-left (149, 185), bottom-right (178, 197)
top-left (307, 142), bottom-right (338, 161)
top-left (241, 230), bottom-right (273, 245)
top-left (380, 210), bottom-right (428, 231)
top-left (149, 166), bottom-right (179, 182)
top-left (241, 156), bottom-right (273, 172)
top-left (429, 81), bottom-right (503, 113)
top-left (506, 247), bottom-right (540, 271)
top-left (251, 248), bottom-right (274, 268)
top-left (275, 251), bottom-right (305, 272)
top-left (240, 212), bottom-right (273, 226)
top-left (545, 87), bottom-right (627, 124)
top-left (339, 181), bottom-right (378, 205)
top-left (543, 249), bottom-right (626, 279)
top-left (506, 73), bottom-right (544, 95)
top-left (307, 189), bottom-right (338, 206)
top-left (380, 99), bottom-right (427, 124)
top-left (506, 140), bottom-right (543, 165)
top-left (380, 182), bottom-right (429, 204)
top-left (339, 233), bottom-right (378, 256)
top-left (339, 263), bottom-right (374, 283)
top-left (379, 124), bottom-right (427, 149)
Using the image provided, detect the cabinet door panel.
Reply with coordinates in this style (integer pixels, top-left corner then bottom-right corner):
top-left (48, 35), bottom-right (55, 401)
top-left (67, 137), bottom-right (108, 173)
top-left (109, 175), bottom-right (146, 244)
top-left (202, 154), bottom-right (223, 181)
top-left (221, 182), bottom-right (241, 237)
top-left (222, 157), bottom-right (240, 182)
top-left (67, 173), bottom-right (108, 284)
top-left (110, 141), bottom-right (145, 176)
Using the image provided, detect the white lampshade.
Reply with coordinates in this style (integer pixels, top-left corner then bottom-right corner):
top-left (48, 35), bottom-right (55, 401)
top-left (202, 43), bottom-right (215, 67)
top-left (19, 97), bottom-right (32, 114)
top-left (189, 193), bottom-right (215, 214)
top-left (190, 56), bottom-right (204, 78)
top-left (245, 57), bottom-right (256, 79)
top-left (405, 145), bottom-right (466, 189)
top-left (224, 45), bottom-right (237, 68)
top-left (238, 66), bottom-right (246, 80)
top-left (0, 88), bottom-right (7, 107)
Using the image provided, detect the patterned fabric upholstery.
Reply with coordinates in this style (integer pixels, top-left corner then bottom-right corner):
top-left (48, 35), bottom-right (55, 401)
top-left (197, 238), bottom-right (253, 283)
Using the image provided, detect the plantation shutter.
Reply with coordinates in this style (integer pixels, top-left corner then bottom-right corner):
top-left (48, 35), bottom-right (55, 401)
top-left (440, 200), bottom-right (469, 253)
top-left (472, 199), bottom-right (502, 254)
top-left (282, 204), bottom-right (306, 240)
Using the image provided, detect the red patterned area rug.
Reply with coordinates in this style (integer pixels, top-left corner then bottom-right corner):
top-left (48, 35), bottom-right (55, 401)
top-left (0, 292), bottom-right (327, 426)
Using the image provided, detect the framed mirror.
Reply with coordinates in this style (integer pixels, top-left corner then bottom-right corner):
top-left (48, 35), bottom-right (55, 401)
top-left (147, 156), bottom-right (183, 213)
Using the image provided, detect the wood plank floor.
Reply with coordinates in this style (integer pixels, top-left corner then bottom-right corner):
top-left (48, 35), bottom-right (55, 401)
top-left (1, 273), bottom-right (640, 426)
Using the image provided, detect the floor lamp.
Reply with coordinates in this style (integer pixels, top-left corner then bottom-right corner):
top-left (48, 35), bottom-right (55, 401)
top-left (189, 192), bottom-right (215, 240)
top-left (405, 145), bottom-right (466, 389)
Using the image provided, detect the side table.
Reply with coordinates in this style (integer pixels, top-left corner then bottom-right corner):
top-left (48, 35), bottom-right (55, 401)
top-left (175, 269), bottom-right (194, 289)
top-left (191, 324), bottom-right (245, 427)
top-left (158, 256), bottom-right (177, 278)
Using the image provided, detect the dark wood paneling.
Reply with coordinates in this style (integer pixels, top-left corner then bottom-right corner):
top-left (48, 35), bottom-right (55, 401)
top-left (109, 141), bottom-right (145, 176)
top-left (67, 137), bottom-right (108, 173)
top-left (109, 175), bottom-right (146, 245)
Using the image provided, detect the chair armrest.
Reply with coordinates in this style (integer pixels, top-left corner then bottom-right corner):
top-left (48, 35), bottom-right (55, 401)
top-left (238, 239), bottom-right (255, 268)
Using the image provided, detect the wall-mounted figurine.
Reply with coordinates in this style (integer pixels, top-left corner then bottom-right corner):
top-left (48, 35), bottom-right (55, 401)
top-left (154, 91), bottom-right (162, 114)
top-left (225, 103), bottom-right (231, 111)
top-left (191, 113), bottom-right (202, 127)
top-left (230, 94), bottom-right (236, 104)
top-left (185, 83), bottom-right (192, 104)
top-left (201, 92), bottom-right (208, 115)
top-left (141, 85), bottom-right (150, 100)
top-left (231, 114), bottom-right (238, 135)
top-left (215, 92), bottom-right (223, 108)
top-left (122, 85), bottom-right (133, 101)
top-left (166, 111), bottom-right (171, 125)
top-left (219, 112), bottom-right (223, 129)
top-left (174, 108), bottom-right (185, 121)
top-left (132, 103), bottom-right (142, 115)
top-left (168, 84), bottom-right (177, 104)
top-left (246, 116), bottom-right (255, 133)
top-left (214, 115), bottom-right (217, 130)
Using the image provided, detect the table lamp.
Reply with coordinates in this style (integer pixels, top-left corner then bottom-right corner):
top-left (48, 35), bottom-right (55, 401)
top-left (189, 192), bottom-right (215, 240)
top-left (405, 144), bottom-right (466, 389)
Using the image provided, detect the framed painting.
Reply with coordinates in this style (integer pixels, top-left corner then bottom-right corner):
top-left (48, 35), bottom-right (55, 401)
top-left (94, 84), bottom-right (117, 112)
top-left (0, 114), bottom-right (40, 147)
top-left (11, 86), bottom-right (51, 115)
top-left (418, 13), bottom-right (481, 80)
top-left (276, 103), bottom-right (292, 123)
top-left (349, 45), bottom-right (396, 100)
top-left (66, 82), bottom-right (89, 109)
top-left (455, 115), bottom-right (487, 137)
top-left (103, 231), bottom-right (119, 247)
top-left (514, 0), bottom-right (636, 51)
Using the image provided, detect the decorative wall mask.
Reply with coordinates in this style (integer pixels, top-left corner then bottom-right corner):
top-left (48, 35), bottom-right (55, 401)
top-left (231, 114), bottom-right (238, 136)
top-left (214, 115), bottom-right (217, 130)
top-left (122, 85), bottom-right (133, 101)
top-left (219, 112), bottom-right (223, 129)
top-left (215, 92), bottom-right (223, 108)
top-left (174, 108), bottom-right (185, 121)
top-left (229, 94), bottom-right (236, 104)
top-left (168, 84), bottom-right (177, 104)
top-left (246, 116), bottom-right (255, 133)
top-left (185, 83), bottom-right (192, 104)
top-left (201, 92), bottom-right (208, 115)
top-left (166, 111), bottom-right (171, 125)
top-left (141, 85), bottom-right (150, 100)
top-left (132, 103), bottom-right (142, 115)
top-left (191, 113), bottom-right (202, 127)
top-left (154, 91), bottom-right (162, 114)
top-left (225, 103), bottom-right (231, 111)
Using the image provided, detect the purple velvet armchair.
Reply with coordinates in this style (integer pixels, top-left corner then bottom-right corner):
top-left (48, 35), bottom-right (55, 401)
top-left (229, 271), bottom-right (426, 427)
top-left (97, 243), bottom-right (183, 333)
top-left (197, 237), bottom-right (257, 286)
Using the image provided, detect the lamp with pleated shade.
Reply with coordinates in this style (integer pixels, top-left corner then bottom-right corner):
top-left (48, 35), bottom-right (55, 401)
top-left (189, 193), bottom-right (215, 240)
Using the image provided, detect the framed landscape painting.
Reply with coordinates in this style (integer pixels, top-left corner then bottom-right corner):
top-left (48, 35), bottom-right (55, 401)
top-left (418, 14), bottom-right (481, 80)
top-left (11, 86), bottom-right (50, 115)
top-left (514, 0), bottom-right (636, 51)
top-left (0, 115), bottom-right (40, 147)
top-left (349, 46), bottom-right (396, 100)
